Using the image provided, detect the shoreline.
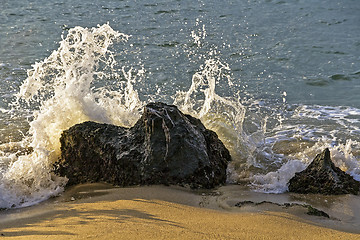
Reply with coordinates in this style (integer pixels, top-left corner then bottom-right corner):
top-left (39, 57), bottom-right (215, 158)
top-left (1, 183), bottom-right (359, 239)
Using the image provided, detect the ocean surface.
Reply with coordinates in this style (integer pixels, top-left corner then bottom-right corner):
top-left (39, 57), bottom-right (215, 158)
top-left (0, 0), bottom-right (359, 208)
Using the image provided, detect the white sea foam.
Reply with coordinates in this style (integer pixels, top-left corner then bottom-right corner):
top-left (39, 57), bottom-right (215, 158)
top-left (250, 141), bottom-right (360, 193)
top-left (0, 108), bottom-right (9, 113)
top-left (0, 24), bottom-right (144, 208)
top-left (248, 106), bottom-right (360, 193)
top-left (0, 22), bottom-right (249, 208)
top-left (251, 160), bottom-right (307, 193)
top-left (1, 23), bottom-right (360, 208)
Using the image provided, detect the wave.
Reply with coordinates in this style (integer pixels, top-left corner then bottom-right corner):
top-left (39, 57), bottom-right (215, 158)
top-left (0, 23), bottom-right (359, 208)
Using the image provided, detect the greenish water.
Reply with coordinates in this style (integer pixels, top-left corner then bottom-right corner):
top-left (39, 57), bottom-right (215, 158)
top-left (0, 0), bottom-right (359, 208)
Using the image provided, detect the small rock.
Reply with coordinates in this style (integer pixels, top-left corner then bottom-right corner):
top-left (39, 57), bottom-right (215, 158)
top-left (306, 205), bottom-right (330, 218)
top-left (235, 201), bottom-right (255, 207)
top-left (288, 148), bottom-right (360, 195)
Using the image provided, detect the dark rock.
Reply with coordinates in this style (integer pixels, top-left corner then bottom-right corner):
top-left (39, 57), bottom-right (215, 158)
top-left (306, 205), bottom-right (330, 218)
top-left (235, 200), bottom-right (256, 207)
top-left (288, 148), bottom-right (360, 195)
top-left (235, 201), bottom-right (330, 218)
top-left (55, 121), bottom-right (142, 186)
top-left (54, 102), bottom-right (231, 188)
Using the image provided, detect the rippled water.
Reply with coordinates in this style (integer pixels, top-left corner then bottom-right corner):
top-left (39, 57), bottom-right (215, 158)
top-left (0, 0), bottom-right (359, 208)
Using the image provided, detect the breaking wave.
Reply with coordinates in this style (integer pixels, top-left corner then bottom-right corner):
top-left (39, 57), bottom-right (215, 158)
top-left (0, 23), bottom-right (359, 208)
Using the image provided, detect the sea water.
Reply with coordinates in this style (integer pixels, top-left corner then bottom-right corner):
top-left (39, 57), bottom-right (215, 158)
top-left (0, 0), bottom-right (359, 208)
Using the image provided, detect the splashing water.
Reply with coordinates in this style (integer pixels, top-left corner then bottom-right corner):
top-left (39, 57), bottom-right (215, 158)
top-left (1, 22), bottom-right (360, 208)
top-left (175, 22), bottom-right (250, 170)
top-left (176, 23), bottom-right (360, 195)
top-left (249, 109), bottom-right (360, 193)
top-left (0, 24), bottom-right (144, 208)
top-left (0, 22), bottom-right (248, 208)
top-left (16, 24), bottom-right (145, 157)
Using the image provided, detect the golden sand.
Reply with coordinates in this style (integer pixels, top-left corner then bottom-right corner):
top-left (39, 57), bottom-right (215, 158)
top-left (0, 185), bottom-right (359, 239)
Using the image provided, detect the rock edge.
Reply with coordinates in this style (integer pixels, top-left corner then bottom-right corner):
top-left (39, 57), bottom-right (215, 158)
top-left (288, 148), bottom-right (360, 195)
top-left (54, 102), bottom-right (231, 189)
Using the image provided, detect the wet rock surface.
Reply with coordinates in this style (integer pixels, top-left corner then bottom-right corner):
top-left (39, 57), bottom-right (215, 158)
top-left (235, 200), bottom-right (330, 218)
top-left (54, 102), bottom-right (231, 188)
top-left (288, 148), bottom-right (360, 195)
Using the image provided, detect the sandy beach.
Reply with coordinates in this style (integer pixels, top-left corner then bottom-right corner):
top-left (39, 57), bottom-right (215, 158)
top-left (1, 183), bottom-right (359, 239)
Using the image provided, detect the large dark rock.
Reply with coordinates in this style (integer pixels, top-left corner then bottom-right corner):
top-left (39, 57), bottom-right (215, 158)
top-left (288, 148), bottom-right (360, 195)
top-left (54, 102), bottom-right (231, 188)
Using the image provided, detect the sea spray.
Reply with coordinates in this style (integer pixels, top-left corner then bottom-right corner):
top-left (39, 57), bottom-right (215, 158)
top-left (250, 110), bottom-right (360, 193)
top-left (174, 22), bottom-right (258, 180)
top-left (0, 24), bottom-right (144, 208)
top-left (16, 24), bottom-right (137, 158)
top-left (1, 22), bottom-right (360, 208)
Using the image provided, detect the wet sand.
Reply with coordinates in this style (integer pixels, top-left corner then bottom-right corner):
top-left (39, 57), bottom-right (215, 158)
top-left (0, 183), bottom-right (359, 239)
